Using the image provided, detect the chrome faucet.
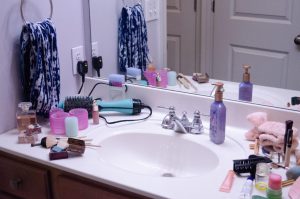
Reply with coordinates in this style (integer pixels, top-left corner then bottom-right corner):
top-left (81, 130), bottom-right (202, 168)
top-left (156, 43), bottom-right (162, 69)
top-left (161, 107), bottom-right (204, 134)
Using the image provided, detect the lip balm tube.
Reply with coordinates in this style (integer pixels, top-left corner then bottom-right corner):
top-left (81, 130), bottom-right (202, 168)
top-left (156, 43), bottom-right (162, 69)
top-left (219, 170), bottom-right (235, 192)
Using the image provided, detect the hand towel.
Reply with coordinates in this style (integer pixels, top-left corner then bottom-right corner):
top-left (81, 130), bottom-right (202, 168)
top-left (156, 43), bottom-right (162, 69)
top-left (20, 19), bottom-right (60, 116)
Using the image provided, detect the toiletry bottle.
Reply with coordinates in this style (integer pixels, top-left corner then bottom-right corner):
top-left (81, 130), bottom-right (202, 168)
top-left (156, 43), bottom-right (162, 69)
top-left (266, 173), bottom-right (282, 199)
top-left (239, 64), bottom-right (253, 102)
top-left (92, 100), bottom-right (100, 125)
top-left (210, 82), bottom-right (226, 144)
top-left (240, 176), bottom-right (254, 199)
top-left (16, 102), bottom-right (37, 133)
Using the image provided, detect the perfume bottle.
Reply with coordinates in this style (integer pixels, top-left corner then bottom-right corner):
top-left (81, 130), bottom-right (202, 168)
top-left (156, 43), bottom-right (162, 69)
top-left (16, 102), bottom-right (37, 132)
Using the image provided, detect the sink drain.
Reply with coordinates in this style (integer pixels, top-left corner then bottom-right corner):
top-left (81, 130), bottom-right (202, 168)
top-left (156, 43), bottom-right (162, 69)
top-left (161, 173), bottom-right (175, 177)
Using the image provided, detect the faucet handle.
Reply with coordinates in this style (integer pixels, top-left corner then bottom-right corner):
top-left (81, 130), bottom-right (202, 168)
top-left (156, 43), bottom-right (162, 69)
top-left (161, 106), bottom-right (176, 129)
top-left (190, 110), bottom-right (204, 134)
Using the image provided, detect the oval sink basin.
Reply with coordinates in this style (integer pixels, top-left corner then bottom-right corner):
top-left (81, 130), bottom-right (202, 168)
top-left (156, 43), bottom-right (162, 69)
top-left (96, 133), bottom-right (220, 178)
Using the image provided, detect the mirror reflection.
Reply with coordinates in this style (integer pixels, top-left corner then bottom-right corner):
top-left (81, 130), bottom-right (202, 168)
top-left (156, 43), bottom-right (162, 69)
top-left (88, 0), bottom-right (300, 111)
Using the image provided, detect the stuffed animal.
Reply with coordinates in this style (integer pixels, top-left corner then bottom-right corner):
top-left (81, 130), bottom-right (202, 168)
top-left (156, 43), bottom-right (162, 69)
top-left (245, 112), bottom-right (299, 154)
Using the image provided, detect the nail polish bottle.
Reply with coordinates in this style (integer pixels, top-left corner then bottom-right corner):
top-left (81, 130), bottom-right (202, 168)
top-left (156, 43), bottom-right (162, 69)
top-left (16, 102), bottom-right (37, 133)
top-left (92, 100), bottom-right (99, 125)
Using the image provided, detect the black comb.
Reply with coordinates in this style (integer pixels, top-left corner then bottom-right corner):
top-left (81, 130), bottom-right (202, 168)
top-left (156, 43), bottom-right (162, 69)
top-left (233, 155), bottom-right (272, 177)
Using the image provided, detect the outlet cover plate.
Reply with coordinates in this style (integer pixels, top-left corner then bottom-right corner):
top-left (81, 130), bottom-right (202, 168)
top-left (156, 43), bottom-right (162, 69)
top-left (144, 0), bottom-right (159, 22)
top-left (92, 42), bottom-right (99, 57)
top-left (71, 46), bottom-right (84, 75)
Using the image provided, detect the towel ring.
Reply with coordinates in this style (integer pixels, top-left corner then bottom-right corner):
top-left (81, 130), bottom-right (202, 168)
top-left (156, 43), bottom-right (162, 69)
top-left (122, 0), bottom-right (142, 6)
top-left (20, 0), bottom-right (53, 25)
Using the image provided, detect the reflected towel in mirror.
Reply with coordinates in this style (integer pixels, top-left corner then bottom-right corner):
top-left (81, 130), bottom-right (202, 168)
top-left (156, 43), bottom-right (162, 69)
top-left (118, 3), bottom-right (150, 72)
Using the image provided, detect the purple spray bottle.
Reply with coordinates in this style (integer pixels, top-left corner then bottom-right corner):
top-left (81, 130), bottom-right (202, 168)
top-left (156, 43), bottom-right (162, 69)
top-left (239, 64), bottom-right (253, 102)
top-left (210, 82), bottom-right (226, 144)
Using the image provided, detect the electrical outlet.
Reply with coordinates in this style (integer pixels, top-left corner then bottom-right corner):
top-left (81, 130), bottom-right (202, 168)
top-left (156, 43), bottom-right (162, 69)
top-left (92, 42), bottom-right (99, 57)
top-left (71, 46), bottom-right (84, 75)
top-left (144, 0), bottom-right (159, 22)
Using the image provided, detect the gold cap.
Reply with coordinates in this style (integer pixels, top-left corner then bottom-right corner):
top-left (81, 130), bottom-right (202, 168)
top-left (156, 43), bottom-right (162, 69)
top-left (212, 82), bottom-right (224, 102)
top-left (242, 65), bottom-right (251, 82)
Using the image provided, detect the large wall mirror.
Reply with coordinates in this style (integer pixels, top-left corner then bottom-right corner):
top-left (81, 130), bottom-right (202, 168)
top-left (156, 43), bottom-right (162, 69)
top-left (87, 0), bottom-right (300, 111)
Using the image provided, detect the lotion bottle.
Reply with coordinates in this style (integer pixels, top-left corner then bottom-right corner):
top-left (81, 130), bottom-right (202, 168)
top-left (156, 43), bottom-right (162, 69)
top-left (210, 82), bottom-right (226, 144)
top-left (239, 65), bottom-right (253, 102)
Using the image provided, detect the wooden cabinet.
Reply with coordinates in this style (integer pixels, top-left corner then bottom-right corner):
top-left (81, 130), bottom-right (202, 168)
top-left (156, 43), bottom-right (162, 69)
top-left (0, 154), bottom-right (51, 199)
top-left (0, 151), bottom-right (151, 199)
top-left (52, 172), bottom-right (138, 199)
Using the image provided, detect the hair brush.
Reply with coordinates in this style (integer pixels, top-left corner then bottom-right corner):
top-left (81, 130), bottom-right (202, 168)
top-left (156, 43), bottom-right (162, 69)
top-left (58, 96), bottom-right (147, 117)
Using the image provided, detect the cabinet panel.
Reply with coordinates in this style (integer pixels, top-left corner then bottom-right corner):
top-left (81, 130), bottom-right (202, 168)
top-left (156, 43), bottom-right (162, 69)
top-left (53, 174), bottom-right (147, 199)
top-left (0, 156), bottom-right (50, 199)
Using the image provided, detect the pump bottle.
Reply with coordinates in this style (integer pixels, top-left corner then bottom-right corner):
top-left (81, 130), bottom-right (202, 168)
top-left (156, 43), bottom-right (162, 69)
top-left (239, 65), bottom-right (253, 102)
top-left (210, 82), bottom-right (226, 144)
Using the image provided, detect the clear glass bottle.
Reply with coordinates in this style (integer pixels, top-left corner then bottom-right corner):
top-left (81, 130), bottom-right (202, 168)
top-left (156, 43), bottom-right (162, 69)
top-left (255, 163), bottom-right (270, 191)
top-left (16, 102), bottom-right (37, 132)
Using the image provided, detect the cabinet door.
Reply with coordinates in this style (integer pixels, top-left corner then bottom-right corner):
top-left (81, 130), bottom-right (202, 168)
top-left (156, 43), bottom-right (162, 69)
top-left (54, 174), bottom-right (143, 199)
top-left (0, 156), bottom-right (50, 199)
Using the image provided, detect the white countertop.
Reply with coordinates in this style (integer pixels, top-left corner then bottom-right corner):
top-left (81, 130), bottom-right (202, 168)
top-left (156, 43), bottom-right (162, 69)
top-left (0, 112), bottom-right (294, 199)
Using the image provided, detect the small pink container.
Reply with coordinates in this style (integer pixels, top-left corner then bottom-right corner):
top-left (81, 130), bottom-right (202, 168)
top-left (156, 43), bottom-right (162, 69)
top-left (50, 111), bottom-right (70, 135)
top-left (69, 108), bottom-right (88, 130)
top-left (158, 69), bottom-right (168, 88)
top-left (143, 71), bottom-right (157, 87)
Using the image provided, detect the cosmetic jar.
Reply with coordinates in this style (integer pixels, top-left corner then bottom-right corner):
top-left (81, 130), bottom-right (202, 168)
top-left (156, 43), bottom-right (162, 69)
top-left (50, 112), bottom-right (70, 135)
top-left (69, 108), bottom-right (88, 130)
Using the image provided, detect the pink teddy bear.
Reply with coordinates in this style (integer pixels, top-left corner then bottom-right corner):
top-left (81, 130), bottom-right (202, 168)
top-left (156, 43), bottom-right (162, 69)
top-left (245, 112), bottom-right (299, 154)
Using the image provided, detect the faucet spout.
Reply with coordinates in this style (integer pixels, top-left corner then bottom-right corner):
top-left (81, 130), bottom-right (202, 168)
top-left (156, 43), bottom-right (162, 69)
top-left (173, 117), bottom-right (189, 134)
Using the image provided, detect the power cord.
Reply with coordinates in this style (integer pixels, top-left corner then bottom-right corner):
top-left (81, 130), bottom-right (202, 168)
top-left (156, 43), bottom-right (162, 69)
top-left (88, 82), bottom-right (128, 97)
top-left (99, 105), bottom-right (152, 124)
top-left (77, 60), bottom-right (88, 94)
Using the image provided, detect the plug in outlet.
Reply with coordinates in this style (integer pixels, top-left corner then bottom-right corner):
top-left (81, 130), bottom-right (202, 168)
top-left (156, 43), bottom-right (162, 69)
top-left (71, 46), bottom-right (84, 75)
top-left (92, 42), bottom-right (99, 57)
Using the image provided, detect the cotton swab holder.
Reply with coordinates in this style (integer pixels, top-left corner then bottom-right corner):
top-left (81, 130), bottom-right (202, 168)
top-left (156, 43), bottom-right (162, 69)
top-left (108, 74), bottom-right (126, 100)
top-left (64, 116), bottom-right (78, 138)
top-left (127, 68), bottom-right (141, 80)
top-left (50, 111), bottom-right (70, 135)
top-left (69, 108), bottom-right (88, 130)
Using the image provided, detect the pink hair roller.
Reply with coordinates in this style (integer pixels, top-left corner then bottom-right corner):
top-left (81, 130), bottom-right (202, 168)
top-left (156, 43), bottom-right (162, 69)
top-left (143, 71), bottom-right (157, 86)
top-left (50, 111), bottom-right (70, 135)
top-left (69, 108), bottom-right (89, 130)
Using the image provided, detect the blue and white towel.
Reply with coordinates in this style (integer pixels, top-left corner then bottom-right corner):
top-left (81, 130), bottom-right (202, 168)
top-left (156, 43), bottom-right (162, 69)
top-left (20, 19), bottom-right (60, 116)
top-left (118, 3), bottom-right (150, 72)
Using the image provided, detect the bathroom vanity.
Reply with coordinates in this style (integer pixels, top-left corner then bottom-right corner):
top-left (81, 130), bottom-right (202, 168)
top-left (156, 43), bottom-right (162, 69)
top-left (0, 79), bottom-right (299, 199)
